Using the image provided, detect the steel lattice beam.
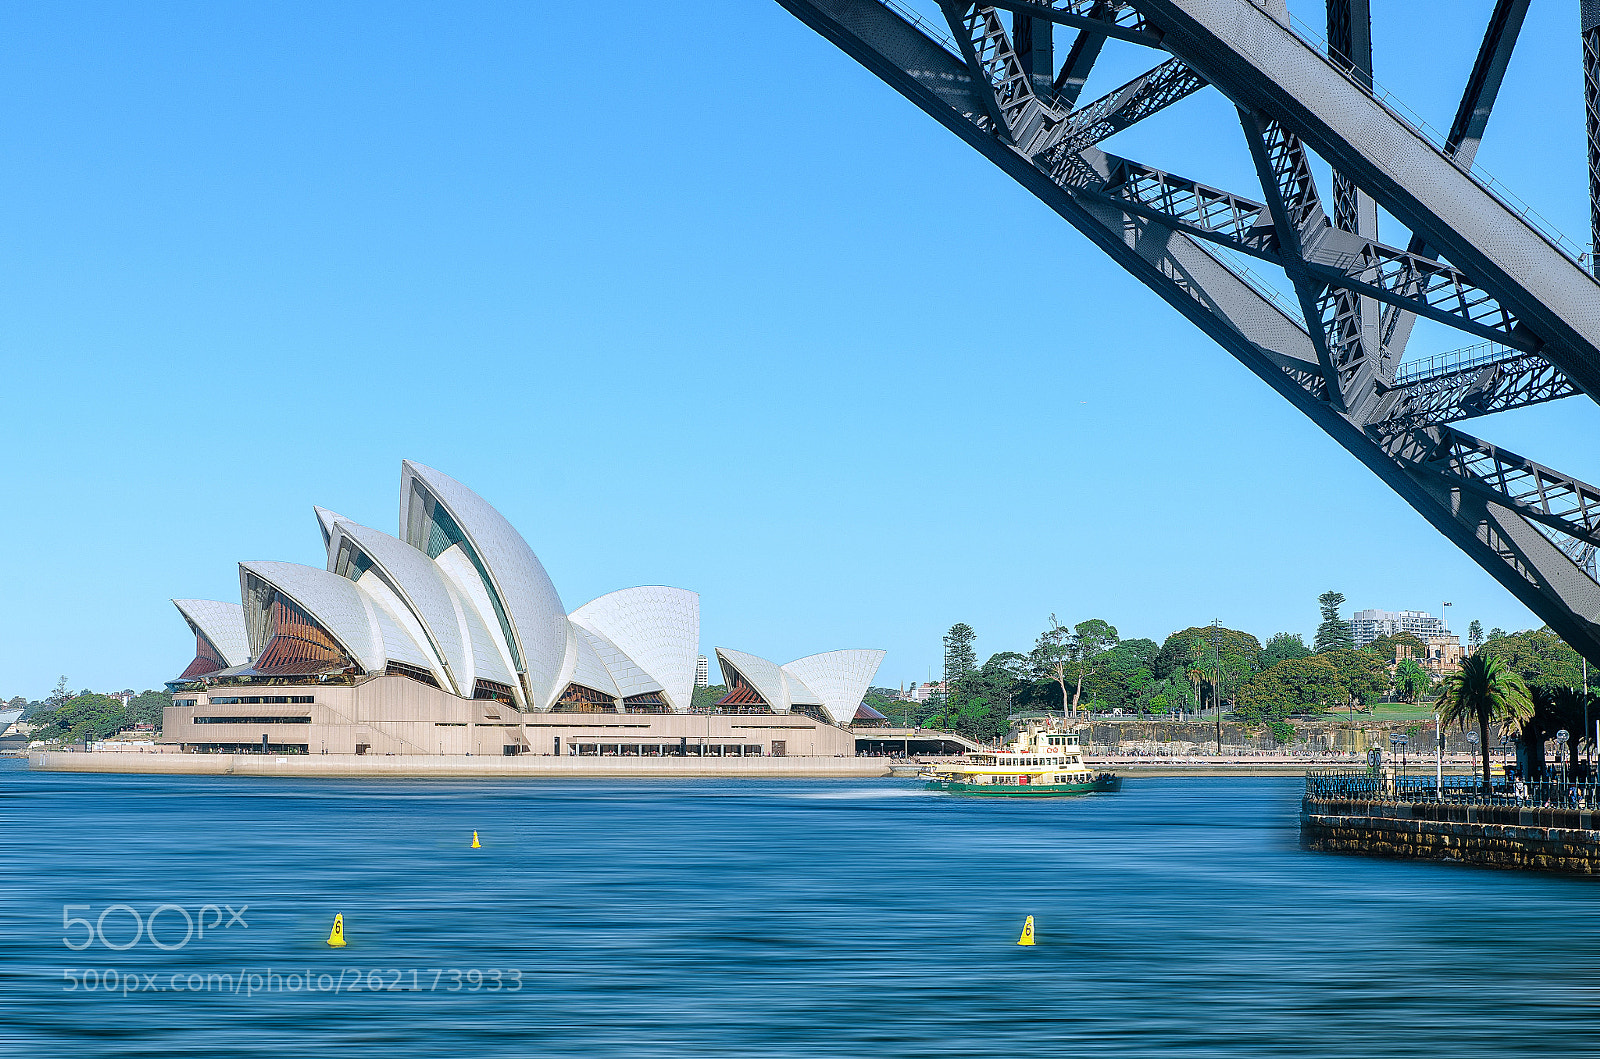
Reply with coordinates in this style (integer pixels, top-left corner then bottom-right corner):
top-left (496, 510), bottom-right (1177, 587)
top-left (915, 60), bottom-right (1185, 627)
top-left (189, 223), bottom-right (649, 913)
top-left (1376, 351), bottom-right (1578, 430)
top-left (774, 0), bottom-right (1600, 662)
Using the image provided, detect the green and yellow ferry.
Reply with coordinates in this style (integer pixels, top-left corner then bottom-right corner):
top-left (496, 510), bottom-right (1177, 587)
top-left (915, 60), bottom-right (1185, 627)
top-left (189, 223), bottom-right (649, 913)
top-left (923, 721), bottom-right (1120, 797)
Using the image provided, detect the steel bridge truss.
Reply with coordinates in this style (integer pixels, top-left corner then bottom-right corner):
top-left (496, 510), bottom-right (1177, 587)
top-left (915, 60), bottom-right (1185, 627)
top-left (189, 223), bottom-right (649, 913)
top-left (776, 0), bottom-right (1600, 660)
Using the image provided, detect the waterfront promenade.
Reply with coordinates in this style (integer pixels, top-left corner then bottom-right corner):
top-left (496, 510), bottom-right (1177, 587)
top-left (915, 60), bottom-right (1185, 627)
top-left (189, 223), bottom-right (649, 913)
top-left (1302, 770), bottom-right (1600, 874)
top-left (26, 750), bottom-right (891, 779)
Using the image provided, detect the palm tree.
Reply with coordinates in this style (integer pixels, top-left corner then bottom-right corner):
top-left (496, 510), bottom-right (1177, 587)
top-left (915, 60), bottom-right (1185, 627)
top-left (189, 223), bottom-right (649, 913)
top-left (1436, 654), bottom-right (1534, 793)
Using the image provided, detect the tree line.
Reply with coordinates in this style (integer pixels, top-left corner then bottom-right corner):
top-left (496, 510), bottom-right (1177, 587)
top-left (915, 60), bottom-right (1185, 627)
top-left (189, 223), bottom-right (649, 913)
top-left (8, 677), bottom-right (169, 743)
top-left (898, 592), bottom-right (1599, 743)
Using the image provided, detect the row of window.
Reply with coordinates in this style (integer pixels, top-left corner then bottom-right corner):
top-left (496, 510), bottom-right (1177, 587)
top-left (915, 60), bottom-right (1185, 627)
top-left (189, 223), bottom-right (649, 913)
top-left (193, 716), bottom-right (312, 725)
top-left (207, 696), bottom-right (314, 705)
top-left (567, 744), bottom-right (769, 757)
top-left (182, 744), bottom-right (310, 754)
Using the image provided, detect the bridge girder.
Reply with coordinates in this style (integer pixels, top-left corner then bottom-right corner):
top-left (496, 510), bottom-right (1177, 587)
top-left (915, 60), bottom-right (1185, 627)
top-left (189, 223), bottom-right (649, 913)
top-left (775, 0), bottom-right (1600, 661)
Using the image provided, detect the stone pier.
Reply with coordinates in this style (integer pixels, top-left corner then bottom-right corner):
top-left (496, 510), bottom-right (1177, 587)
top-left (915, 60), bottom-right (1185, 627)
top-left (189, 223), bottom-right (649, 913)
top-left (1301, 795), bottom-right (1600, 874)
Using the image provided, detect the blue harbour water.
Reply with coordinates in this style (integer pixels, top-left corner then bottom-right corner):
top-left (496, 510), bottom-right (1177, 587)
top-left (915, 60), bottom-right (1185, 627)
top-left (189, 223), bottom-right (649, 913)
top-left (4, 757), bottom-right (1598, 1057)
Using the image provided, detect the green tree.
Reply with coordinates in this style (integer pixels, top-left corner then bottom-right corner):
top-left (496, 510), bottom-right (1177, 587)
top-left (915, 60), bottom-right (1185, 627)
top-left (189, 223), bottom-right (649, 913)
top-left (942, 624), bottom-right (977, 692)
top-left (1436, 653), bottom-right (1534, 793)
top-left (1314, 591), bottom-right (1353, 653)
top-left (1090, 640), bottom-right (1159, 713)
top-left (691, 685), bottom-right (727, 711)
top-left (1393, 658), bottom-right (1432, 703)
top-left (1319, 648), bottom-right (1390, 715)
top-left (33, 694), bottom-right (130, 743)
top-left (1261, 632), bottom-right (1311, 667)
top-left (1028, 615), bottom-right (1074, 719)
top-left (1154, 627), bottom-right (1262, 679)
top-left (1517, 686), bottom-right (1592, 777)
top-left (1236, 655), bottom-right (1344, 722)
top-left (1477, 626), bottom-right (1584, 690)
top-left (1235, 668), bottom-right (1290, 722)
top-left (128, 690), bottom-right (170, 729)
top-left (1274, 656), bottom-right (1346, 714)
top-left (1141, 678), bottom-right (1190, 716)
top-left (1068, 618), bottom-right (1119, 714)
top-left (1467, 620), bottom-right (1484, 653)
top-left (949, 652), bottom-right (1030, 742)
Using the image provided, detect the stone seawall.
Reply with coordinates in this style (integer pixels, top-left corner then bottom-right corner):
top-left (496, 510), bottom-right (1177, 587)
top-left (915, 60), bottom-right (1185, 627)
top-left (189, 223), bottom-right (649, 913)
top-left (27, 752), bottom-right (892, 780)
top-left (1302, 797), bottom-right (1600, 874)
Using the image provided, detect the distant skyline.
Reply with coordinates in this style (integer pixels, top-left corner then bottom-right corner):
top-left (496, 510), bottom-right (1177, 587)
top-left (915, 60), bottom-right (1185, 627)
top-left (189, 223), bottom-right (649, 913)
top-left (3, 1), bottom-right (1594, 697)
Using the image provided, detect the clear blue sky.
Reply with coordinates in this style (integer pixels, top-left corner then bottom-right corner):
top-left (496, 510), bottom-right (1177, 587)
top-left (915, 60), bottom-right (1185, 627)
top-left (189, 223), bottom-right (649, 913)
top-left (3, 1), bottom-right (1596, 698)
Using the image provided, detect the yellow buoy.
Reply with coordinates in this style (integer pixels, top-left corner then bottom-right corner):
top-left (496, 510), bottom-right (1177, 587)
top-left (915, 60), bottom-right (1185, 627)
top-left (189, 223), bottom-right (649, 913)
top-left (1017, 915), bottom-right (1036, 946)
top-left (326, 913), bottom-right (346, 948)
top-left (471, 830), bottom-right (481, 848)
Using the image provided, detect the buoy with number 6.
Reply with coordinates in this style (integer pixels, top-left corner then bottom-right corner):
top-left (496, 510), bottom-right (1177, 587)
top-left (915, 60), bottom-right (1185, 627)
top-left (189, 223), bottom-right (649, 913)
top-left (471, 830), bottom-right (481, 848)
top-left (326, 913), bottom-right (346, 948)
top-left (1017, 915), bottom-right (1035, 946)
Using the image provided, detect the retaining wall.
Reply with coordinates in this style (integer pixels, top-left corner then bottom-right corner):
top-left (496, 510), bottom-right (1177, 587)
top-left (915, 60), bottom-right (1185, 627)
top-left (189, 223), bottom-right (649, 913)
top-left (1301, 796), bottom-right (1600, 874)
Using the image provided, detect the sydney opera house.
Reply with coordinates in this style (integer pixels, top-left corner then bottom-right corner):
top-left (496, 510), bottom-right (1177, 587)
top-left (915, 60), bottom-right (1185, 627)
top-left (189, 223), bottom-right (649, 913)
top-left (163, 461), bottom-right (884, 758)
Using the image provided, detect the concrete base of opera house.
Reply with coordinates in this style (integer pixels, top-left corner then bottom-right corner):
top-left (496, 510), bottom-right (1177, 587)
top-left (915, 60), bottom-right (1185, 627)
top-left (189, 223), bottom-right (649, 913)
top-left (26, 751), bottom-right (893, 779)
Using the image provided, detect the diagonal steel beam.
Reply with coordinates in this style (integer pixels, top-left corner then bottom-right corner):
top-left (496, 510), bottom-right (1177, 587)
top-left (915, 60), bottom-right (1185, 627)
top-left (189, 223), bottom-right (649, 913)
top-left (1035, 57), bottom-right (1206, 159)
top-left (1086, 155), bottom-right (1279, 259)
top-left (1325, 0), bottom-right (1375, 240)
top-left (1050, 1), bottom-right (1113, 106)
top-left (1384, 427), bottom-right (1600, 550)
top-left (1077, 153), bottom-right (1535, 356)
top-left (772, 0), bottom-right (1600, 664)
top-left (942, 2), bottom-right (1031, 136)
top-left (1238, 107), bottom-right (1363, 410)
top-left (1012, 9), bottom-right (1053, 97)
top-left (1443, 0), bottom-right (1530, 173)
top-left (1324, 0), bottom-right (1381, 394)
top-left (1387, 0), bottom-right (1530, 362)
top-left (1132, 0), bottom-right (1600, 405)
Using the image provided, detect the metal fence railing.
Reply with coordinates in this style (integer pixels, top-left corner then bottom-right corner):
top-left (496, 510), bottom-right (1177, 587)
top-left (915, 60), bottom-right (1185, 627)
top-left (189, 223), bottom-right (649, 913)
top-left (1305, 769), bottom-right (1600, 810)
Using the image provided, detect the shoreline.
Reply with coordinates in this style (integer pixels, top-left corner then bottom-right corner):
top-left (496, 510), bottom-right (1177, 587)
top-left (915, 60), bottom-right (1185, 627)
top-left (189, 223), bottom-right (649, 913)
top-left (24, 751), bottom-right (892, 779)
top-left (22, 750), bottom-right (1484, 782)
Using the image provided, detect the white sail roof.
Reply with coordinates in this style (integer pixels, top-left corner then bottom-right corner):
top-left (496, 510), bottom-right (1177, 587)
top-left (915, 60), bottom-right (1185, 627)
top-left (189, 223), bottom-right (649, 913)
top-left (781, 650), bottom-right (887, 725)
top-left (570, 587), bottom-right (698, 712)
top-left (714, 647), bottom-right (791, 712)
top-left (238, 561), bottom-right (386, 673)
top-left (314, 507), bottom-right (347, 555)
top-left (172, 599), bottom-right (251, 668)
top-left (328, 519), bottom-right (468, 694)
top-left (400, 461), bottom-right (570, 709)
top-left (574, 625), bottom-right (665, 699)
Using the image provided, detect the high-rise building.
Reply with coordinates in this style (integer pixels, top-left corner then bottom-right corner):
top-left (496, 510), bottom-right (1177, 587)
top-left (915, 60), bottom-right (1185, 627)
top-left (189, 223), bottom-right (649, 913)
top-left (695, 655), bottom-right (709, 688)
top-left (1351, 609), bottom-right (1449, 649)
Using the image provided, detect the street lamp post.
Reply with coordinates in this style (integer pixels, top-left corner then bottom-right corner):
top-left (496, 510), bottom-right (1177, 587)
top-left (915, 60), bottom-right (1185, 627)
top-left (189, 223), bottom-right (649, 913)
top-left (1466, 729), bottom-right (1480, 790)
top-left (1434, 712), bottom-right (1443, 800)
top-left (1556, 729), bottom-right (1571, 786)
top-left (1208, 619), bottom-right (1224, 755)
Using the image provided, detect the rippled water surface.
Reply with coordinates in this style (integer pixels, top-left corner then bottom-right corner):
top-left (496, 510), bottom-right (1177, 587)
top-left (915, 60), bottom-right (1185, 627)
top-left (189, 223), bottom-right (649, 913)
top-left (4, 758), bottom-right (1598, 1057)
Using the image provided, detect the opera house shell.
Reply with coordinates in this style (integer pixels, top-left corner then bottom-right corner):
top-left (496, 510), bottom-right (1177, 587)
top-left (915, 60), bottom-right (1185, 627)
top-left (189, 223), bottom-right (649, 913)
top-left (164, 462), bottom-right (884, 759)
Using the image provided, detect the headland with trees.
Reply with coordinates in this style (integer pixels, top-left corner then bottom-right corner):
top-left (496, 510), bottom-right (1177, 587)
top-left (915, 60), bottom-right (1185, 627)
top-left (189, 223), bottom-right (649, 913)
top-left (892, 593), bottom-right (1596, 772)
